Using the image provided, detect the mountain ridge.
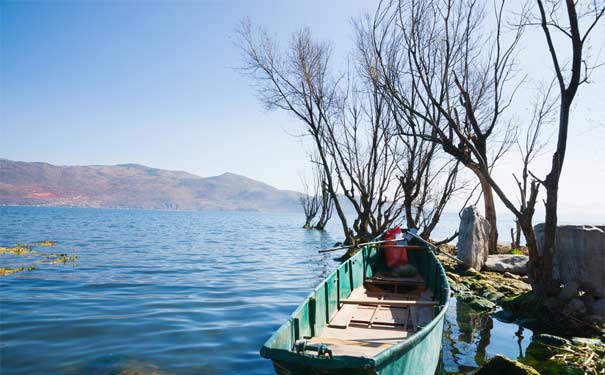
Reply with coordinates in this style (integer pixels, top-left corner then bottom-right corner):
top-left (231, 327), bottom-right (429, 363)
top-left (0, 159), bottom-right (302, 212)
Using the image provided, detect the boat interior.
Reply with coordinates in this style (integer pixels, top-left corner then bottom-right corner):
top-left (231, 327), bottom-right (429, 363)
top-left (306, 272), bottom-right (436, 358)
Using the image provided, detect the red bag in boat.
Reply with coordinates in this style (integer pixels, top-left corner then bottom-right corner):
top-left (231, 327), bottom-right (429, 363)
top-left (383, 226), bottom-right (408, 268)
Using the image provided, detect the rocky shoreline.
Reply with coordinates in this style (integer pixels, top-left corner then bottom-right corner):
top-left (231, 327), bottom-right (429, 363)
top-left (438, 247), bottom-right (605, 374)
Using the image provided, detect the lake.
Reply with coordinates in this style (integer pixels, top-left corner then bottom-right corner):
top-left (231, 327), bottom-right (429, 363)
top-left (0, 206), bottom-right (530, 374)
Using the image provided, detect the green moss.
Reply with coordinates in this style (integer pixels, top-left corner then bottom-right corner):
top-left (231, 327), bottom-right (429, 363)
top-left (522, 341), bottom-right (588, 375)
top-left (476, 355), bottom-right (540, 375)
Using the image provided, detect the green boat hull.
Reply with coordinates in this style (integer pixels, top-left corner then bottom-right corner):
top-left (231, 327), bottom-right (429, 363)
top-left (260, 232), bottom-right (450, 375)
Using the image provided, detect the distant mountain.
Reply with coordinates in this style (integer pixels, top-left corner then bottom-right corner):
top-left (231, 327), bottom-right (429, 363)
top-left (0, 159), bottom-right (301, 212)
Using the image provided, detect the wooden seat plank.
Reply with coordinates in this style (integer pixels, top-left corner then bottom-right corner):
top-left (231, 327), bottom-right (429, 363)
top-left (328, 303), bottom-right (357, 329)
top-left (341, 299), bottom-right (437, 307)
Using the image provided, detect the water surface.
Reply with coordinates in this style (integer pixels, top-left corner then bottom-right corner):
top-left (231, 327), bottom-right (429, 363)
top-left (0, 206), bottom-right (530, 374)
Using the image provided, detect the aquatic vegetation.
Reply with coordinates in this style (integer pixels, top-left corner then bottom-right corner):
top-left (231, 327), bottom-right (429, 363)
top-left (1, 267), bottom-right (24, 276)
top-left (32, 240), bottom-right (56, 247)
top-left (522, 336), bottom-right (605, 375)
top-left (48, 254), bottom-right (77, 264)
top-left (0, 245), bottom-right (33, 255)
top-left (115, 360), bottom-right (176, 375)
top-left (0, 241), bottom-right (76, 276)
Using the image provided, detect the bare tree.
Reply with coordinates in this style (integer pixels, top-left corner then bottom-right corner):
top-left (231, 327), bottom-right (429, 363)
top-left (301, 159), bottom-right (334, 230)
top-left (533, 0), bottom-right (605, 293)
top-left (369, 0), bottom-right (522, 253)
top-left (314, 166), bottom-right (334, 230)
top-left (238, 23), bottom-right (356, 244)
top-left (475, 0), bottom-right (604, 295)
top-left (482, 0), bottom-right (605, 294)
top-left (356, 18), bottom-right (463, 241)
top-left (239, 20), bottom-right (461, 246)
top-left (370, 0), bottom-right (603, 294)
top-left (299, 169), bottom-right (321, 229)
top-left (393, 107), bottom-right (463, 240)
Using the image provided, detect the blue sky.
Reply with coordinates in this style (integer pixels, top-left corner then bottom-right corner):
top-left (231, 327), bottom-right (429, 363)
top-left (1, 0), bottom-right (377, 190)
top-left (1, 0), bottom-right (604, 220)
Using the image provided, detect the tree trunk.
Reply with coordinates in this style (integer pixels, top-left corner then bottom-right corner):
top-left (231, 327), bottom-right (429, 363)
top-left (517, 217), bottom-right (544, 293)
top-left (478, 174), bottom-right (499, 254)
top-left (404, 196), bottom-right (416, 230)
top-left (311, 133), bottom-right (354, 245)
top-left (535, 101), bottom-right (571, 295)
top-left (303, 218), bottom-right (313, 229)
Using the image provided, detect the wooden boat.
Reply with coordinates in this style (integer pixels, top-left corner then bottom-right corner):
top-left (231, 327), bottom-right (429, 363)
top-left (260, 230), bottom-right (450, 374)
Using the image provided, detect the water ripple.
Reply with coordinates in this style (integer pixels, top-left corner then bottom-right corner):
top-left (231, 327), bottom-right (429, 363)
top-left (0, 207), bottom-right (340, 375)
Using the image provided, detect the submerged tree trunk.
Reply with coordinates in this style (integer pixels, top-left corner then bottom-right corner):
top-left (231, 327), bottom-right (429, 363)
top-left (314, 185), bottom-right (333, 230)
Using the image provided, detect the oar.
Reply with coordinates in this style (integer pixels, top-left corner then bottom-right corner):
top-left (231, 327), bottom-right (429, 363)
top-left (318, 238), bottom-right (405, 253)
top-left (318, 239), bottom-right (424, 253)
top-left (404, 230), bottom-right (463, 264)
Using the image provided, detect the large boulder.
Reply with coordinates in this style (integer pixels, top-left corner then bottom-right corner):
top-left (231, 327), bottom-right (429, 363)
top-left (483, 254), bottom-right (529, 275)
top-left (457, 207), bottom-right (490, 270)
top-left (563, 298), bottom-right (587, 317)
top-left (590, 298), bottom-right (605, 317)
top-left (476, 355), bottom-right (540, 375)
top-left (535, 224), bottom-right (605, 298)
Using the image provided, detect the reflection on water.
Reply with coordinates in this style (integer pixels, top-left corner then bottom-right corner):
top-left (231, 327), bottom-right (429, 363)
top-left (1, 207), bottom-right (534, 375)
top-left (442, 298), bottom-right (532, 374)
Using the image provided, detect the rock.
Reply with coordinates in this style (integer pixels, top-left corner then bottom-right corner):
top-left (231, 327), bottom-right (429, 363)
top-left (586, 314), bottom-right (605, 326)
top-left (475, 355), bottom-right (540, 375)
top-left (493, 309), bottom-right (516, 323)
top-left (483, 291), bottom-right (505, 302)
top-left (558, 280), bottom-right (581, 300)
top-left (533, 333), bottom-right (571, 347)
top-left (563, 298), bottom-right (587, 317)
top-left (571, 337), bottom-right (605, 348)
top-left (497, 242), bottom-right (512, 254)
top-left (457, 291), bottom-right (496, 311)
top-left (516, 318), bottom-right (540, 331)
top-left (581, 294), bottom-right (594, 309)
top-left (544, 297), bottom-right (562, 310)
top-left (483, 254), bottom-right (529, 275)
top-left (456, 206), bottom-right (490, 270)
top-left (535, 224), bottom-right (605, 298)
top-left (590, 298), bottom-right (605, 317)
top-left (503, 271), bottom-right (521, 280)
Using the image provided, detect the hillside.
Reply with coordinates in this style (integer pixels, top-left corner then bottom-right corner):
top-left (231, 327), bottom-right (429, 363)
top-left (0, 159), bottom-right (301, 212)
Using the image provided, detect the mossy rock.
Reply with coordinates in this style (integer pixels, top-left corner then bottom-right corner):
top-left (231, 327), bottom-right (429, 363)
top-left (457, 292), bottom-right (496, 311)
top-left (482, 290), bottom-right (505, 302)
top-left (523, 341), bottom-right (585, 375)
top-left (476, 355), bottom-right (540, 375)
top-left (570, 337), bottom-right (604, 348)
top-left (534, 334), bottom-right (572, 347)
